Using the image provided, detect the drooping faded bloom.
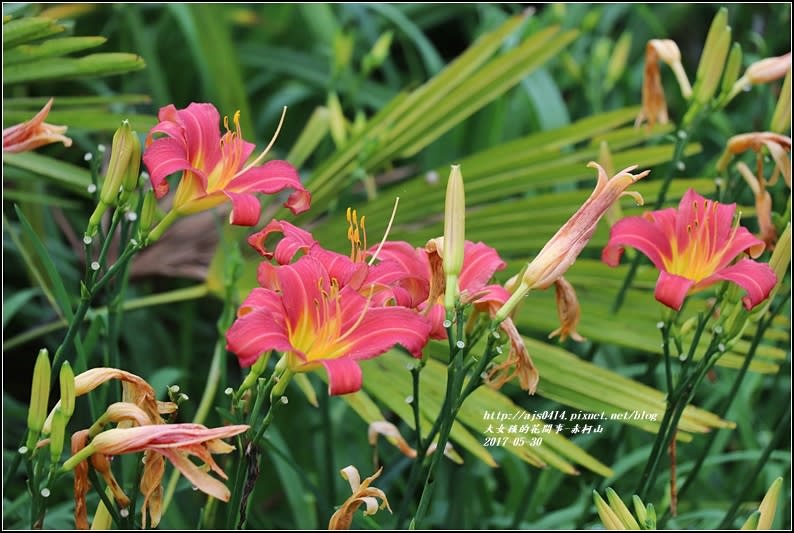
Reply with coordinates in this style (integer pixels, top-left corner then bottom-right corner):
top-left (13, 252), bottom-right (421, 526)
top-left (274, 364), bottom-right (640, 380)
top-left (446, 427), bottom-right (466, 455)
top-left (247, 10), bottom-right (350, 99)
top-left (143, 102), bottom-right (310, 226)
top-left (602, 189), bottom-right (777, 311)
top-left (496, 162), bottom-right (649, 322)
top-left (2, 98), bottom-right (72, 153)
top-left (719, 132), bottom-right (791, 188)
top-left (65, 423), bottom-right (248, 528)
top-left (328, 465), bottom-right (391, 530)
top-left (226, 254), bottom-right (431, 395)
top-left (636, 40), bottom-right (691, 128)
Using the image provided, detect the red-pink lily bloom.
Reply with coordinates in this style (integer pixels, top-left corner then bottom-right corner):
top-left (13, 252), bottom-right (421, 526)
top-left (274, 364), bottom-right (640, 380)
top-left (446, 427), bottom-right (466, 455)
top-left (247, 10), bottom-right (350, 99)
top-left (143, 102), bottom-right (310, 225)
top-left (226, 254), bottom-right (431, 395)
top-left (3, 98), bottom-right (72, 153)
top-left (603, 189), bottom-right (776, 311)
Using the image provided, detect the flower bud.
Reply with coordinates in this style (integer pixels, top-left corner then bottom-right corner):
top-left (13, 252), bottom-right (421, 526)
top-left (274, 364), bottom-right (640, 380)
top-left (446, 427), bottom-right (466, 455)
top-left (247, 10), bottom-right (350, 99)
top-left (757, 476), bottom-right (783, 529)
top-left (100, 120), bottom-right (135, 206)
top-left (26, 348), bottom-right (51, 450)
top-left (362, 31), bottom-right (394, 75)
top-left (59, 360), bottom-right (75, 419)
top-left (693, 9), bottom-right (731, 104)
top-left (771, 67), bottom-right (791, 134)
top-left (120, 129), bottom-right (142, 200)
top-left (139, 189), bottom-right (158, 233)
top-left (605, 488), bottom-right (641, 529)
top-left (443, 165), bottom-right (465, 311)
top-left (49, 407), bottom-right (67, 464)
top-left (593, 491), bottom-right (624, 530)
top-left (718, 43), bottom-right (743, 100)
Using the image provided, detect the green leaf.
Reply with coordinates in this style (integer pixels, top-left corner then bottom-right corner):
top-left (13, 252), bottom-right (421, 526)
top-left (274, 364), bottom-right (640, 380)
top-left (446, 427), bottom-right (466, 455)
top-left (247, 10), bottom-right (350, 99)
top-left (3, 151), bottom-right (91, 195)
top-left (2, 288), bottom-right (40, 329)
top-left (12, 206), bottom-right (73, 321)
top-left (168, 4), bottom-right (252, 135)
top-left (3, 94), bottom-right (152, 109)
top-left (2, 17), bottom-right (64, 48)
top-left (1, 109), bottom-right (157, 132)
top-left (3, 53), bottom-right (145, 84)
top-left (2, 36), bottom-right (106, 65)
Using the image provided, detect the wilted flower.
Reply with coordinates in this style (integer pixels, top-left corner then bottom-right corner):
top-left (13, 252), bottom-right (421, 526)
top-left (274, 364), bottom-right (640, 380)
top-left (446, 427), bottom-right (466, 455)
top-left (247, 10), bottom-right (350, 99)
top-left (636, 40), bottom-right (691, 128)
top-left (603, 189), bottom-right (777, 311)
top-left (2, 98), bottom-right (72, 153)
top-left (328, 465), bottom-right (391, 530)
top-left (496, 162), bottom-right (648, 322)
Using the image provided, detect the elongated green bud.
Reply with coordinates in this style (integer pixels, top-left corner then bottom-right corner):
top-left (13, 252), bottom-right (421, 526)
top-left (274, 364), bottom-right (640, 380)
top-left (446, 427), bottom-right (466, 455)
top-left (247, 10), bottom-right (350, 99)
top-left (757, 476), bottom-right (783, 529)
top-left (362, 31), bottom-right (394, 75)
top-left (605, 32), bottom-right (632, 91)
top-left (26, 348), bottom-right (51, 450)
top-left (443, 165), bottom-right (465, 311)
top-left (49, 407), bottom-right (67, 464)
top-left (59, 360), bottom-right (75, 419)
top-left (693, 10), bottom-right (731, 104)
top-left (771, 68), bottom-right (791, 133)
top-left (718, 43), bottom-right (743, 99)
top-left (100, 120), bottom-right (135, 205)
top-left (606, 488), bottom-right (641, 529)
top-left (632, 496), bottom-right (648, 527)
top-left (139, 189), bottom-right (157, 233)
top-left (121, 129), bottom-right (142, 199)
top-left (593, 491), bottom-right (625, 530)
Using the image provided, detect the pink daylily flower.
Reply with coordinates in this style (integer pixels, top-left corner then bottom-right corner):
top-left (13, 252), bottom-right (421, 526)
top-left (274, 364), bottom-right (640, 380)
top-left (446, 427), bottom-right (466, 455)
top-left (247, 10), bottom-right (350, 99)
top-left (143, 102), bottom-right (310, 226)
top-left (226, 254), bottom-right (431, 395)
top-left (603, 189), bottom-right (777, 310)
top-left (2, 98), bottom-right (72, 153)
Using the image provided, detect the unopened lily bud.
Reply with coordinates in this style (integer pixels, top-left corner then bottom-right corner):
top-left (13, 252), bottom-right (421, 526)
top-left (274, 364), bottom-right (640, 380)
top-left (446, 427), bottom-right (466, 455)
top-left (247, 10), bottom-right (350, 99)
top-left (741, 511), bottom-right (761, 530)
top-left (327, 92), bottom-right (348, 147)
top-left (120, 129), bottom-right (142, 200)
top-left (718, 43), bottom-right (743, 100)
top-left (443, 165), bottom-right (465, 311)
top-left (592, 491), bottom-right (625, 530)
top-left (59, 361), bottom-right (75, 419)
top-left (239, 352), bottom-right (270, 394)
top-left (693, 9), bottom-right (731, 104)
top-left (362, 31), bottom-right (394, 75)
top-left (757, 476), bottom-right (783, 529)
top-left (771, 68), bottom-right (791, 134)
top-left (632, 496), bottom-right (649, 528)
top-left (100, 120), bottom-right (135, 206)
top-left (139, 189), bottom-right (157, 233)
top-left (49, 407), bottom-right (67, 464)
top-left (26, 348), bottom-right (51, 450)
top-left (605, 32), bottom-right (632, 91)
top-left (605, 488), bottom-right (641, 529)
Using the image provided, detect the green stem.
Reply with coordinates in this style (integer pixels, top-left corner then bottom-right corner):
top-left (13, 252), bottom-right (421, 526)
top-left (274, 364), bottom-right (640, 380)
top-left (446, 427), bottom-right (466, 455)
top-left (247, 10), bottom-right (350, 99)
top-left (146, 209), bottom-right (179, 244)
top-left (673, 295), bottom-right (789, 507)
top-left (717, 411), bottom-right (790, 529)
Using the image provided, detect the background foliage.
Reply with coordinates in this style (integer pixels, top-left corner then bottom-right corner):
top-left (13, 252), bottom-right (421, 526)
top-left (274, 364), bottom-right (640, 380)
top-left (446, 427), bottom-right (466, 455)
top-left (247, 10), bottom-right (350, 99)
top-left (3, 3), bottom-right (790, 530)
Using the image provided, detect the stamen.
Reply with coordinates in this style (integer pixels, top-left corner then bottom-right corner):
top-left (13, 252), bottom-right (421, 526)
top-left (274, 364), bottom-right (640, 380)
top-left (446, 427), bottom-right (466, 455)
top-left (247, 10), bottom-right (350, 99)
top-left (238, 106), bottom-right (288, 174)
top-left (369, 197), bottom-right (401, 265)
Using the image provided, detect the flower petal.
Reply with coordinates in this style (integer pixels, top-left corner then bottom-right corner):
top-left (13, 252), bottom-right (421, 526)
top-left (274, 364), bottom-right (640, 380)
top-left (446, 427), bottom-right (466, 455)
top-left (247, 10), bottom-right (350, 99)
top-left (603, 214), bottom-right (671, 269)
top-left (247, 219), bottom-right (316, 261)
top-left (227, 159), bottom-right (309, 214)
top-left (177, 103), bottom-right (222, 171)
top-left (654, 271), bottom-right (695, 310)
top-left (224, 191), bottom-right (261, 226)
top-left (157, 448), bottom-right (231, 502)
top-left (459, 242), bottom-right (507, 292)
top-left (142, 137), bottom-right (196, 198)
top-left (703, 259), bottom-right (777, 310)
top-left (226, 308), bottom-right (292, 367)
top-left (340, 305), bottom-right (431, 359)
top-left (321, 358), bottom-right (363, 396)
